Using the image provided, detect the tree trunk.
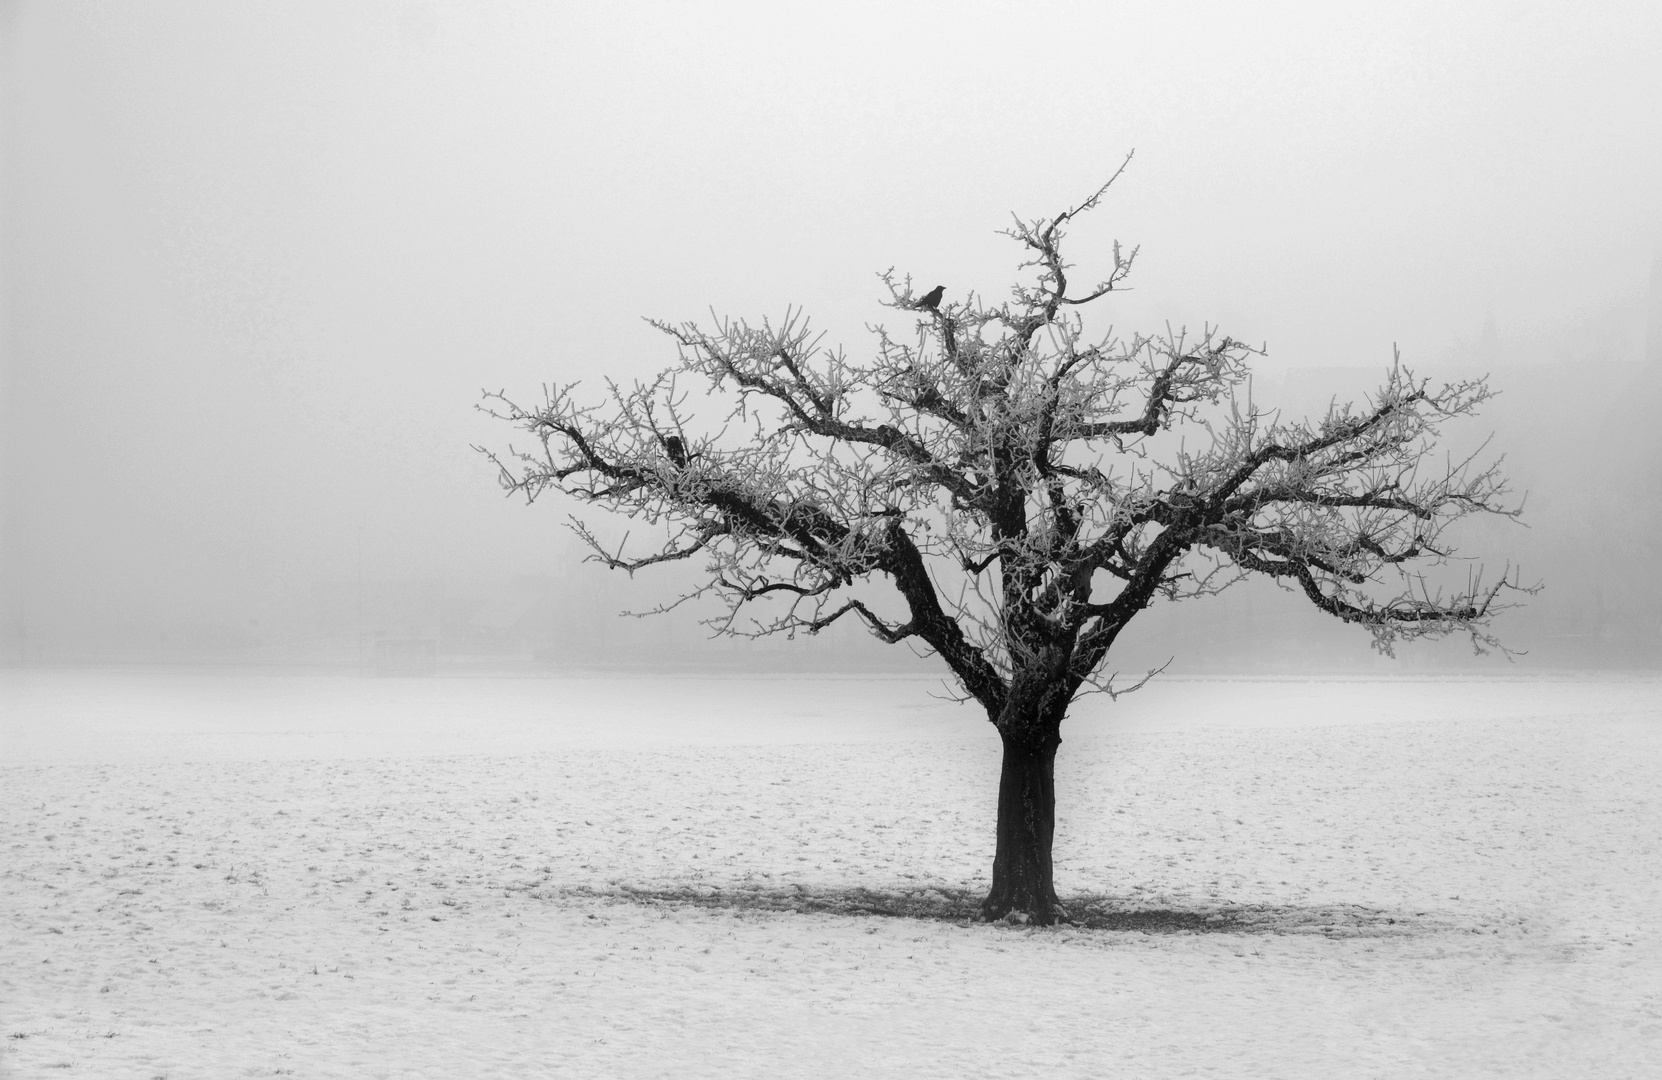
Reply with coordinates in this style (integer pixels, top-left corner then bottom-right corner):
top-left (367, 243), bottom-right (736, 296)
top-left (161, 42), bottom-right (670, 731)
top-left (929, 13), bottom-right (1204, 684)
top-left (981, 723), bottom-right (1063, 925)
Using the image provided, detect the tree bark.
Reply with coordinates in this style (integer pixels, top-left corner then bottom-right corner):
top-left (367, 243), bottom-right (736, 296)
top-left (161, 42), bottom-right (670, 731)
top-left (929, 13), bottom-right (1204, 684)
top-left (981, 723), bottom-right (1063, 924)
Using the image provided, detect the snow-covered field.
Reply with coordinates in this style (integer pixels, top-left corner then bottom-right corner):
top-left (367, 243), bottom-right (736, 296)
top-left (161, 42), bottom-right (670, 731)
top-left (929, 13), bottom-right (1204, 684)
top-left (3, 668), bottom-right (1659, 1078)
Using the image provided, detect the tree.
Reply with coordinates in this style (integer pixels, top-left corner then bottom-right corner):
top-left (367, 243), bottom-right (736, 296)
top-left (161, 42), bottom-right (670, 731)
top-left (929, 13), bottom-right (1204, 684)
top-left (479, 164), bottom-right (1528, 925)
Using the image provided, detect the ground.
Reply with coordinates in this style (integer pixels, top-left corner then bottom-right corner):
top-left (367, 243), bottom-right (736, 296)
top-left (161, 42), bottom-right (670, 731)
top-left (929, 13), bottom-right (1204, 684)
top-left (2, 669), bottom-right (1659, 1078)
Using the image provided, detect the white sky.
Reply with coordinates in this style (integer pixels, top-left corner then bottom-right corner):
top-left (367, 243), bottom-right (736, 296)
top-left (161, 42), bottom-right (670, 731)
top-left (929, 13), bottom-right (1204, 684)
top-left (2, 0), bottom-right (1659, 641)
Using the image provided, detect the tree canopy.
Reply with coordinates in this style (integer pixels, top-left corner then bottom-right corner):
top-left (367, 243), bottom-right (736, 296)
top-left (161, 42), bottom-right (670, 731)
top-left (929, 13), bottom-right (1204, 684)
top-left (483, 171), bottom-right (1523, 705)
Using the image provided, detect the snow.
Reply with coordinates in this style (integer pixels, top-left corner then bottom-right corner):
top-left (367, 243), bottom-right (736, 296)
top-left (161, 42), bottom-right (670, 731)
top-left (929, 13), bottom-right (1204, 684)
top-left (3, 669), bottom-right (1659, 1078)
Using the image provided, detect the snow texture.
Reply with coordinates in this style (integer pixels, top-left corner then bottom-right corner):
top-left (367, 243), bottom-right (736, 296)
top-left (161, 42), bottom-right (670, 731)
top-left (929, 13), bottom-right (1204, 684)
top-left (3, 670), bottom-right (1659, 1078)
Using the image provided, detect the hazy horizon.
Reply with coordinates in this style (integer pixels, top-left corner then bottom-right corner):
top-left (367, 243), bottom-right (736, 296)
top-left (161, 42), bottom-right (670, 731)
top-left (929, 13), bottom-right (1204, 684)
top-left (4, 1), bottom-right (1660, 673)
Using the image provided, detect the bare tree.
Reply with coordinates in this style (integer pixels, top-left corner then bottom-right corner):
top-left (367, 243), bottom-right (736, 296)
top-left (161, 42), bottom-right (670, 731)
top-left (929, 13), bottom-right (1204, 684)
top-left (479, 165), bottom-right (1528, 925)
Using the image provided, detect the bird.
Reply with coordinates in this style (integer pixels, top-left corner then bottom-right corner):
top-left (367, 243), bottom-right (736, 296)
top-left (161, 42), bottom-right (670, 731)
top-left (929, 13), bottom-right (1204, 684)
top-left (664, 435), bottom-right (687, 467)
top-left (915, 285), bottom-right (945, 311)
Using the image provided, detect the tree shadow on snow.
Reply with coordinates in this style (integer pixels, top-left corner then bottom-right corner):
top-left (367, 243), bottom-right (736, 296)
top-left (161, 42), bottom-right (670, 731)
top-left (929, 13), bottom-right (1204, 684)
top-left (570, 884), bottom-right (1453, 938)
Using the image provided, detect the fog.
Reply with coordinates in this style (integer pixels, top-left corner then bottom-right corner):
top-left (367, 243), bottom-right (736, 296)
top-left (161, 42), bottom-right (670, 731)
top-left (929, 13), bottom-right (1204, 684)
top-left (3, 1), bottom-right (1660, 673)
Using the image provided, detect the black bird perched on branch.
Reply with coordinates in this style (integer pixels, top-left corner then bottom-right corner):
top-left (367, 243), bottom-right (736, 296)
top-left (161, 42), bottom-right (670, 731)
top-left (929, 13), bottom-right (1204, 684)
top-left (915, 284), bottom-right (945, 311)
top-left (664, 435), bottom-right (687, 467)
